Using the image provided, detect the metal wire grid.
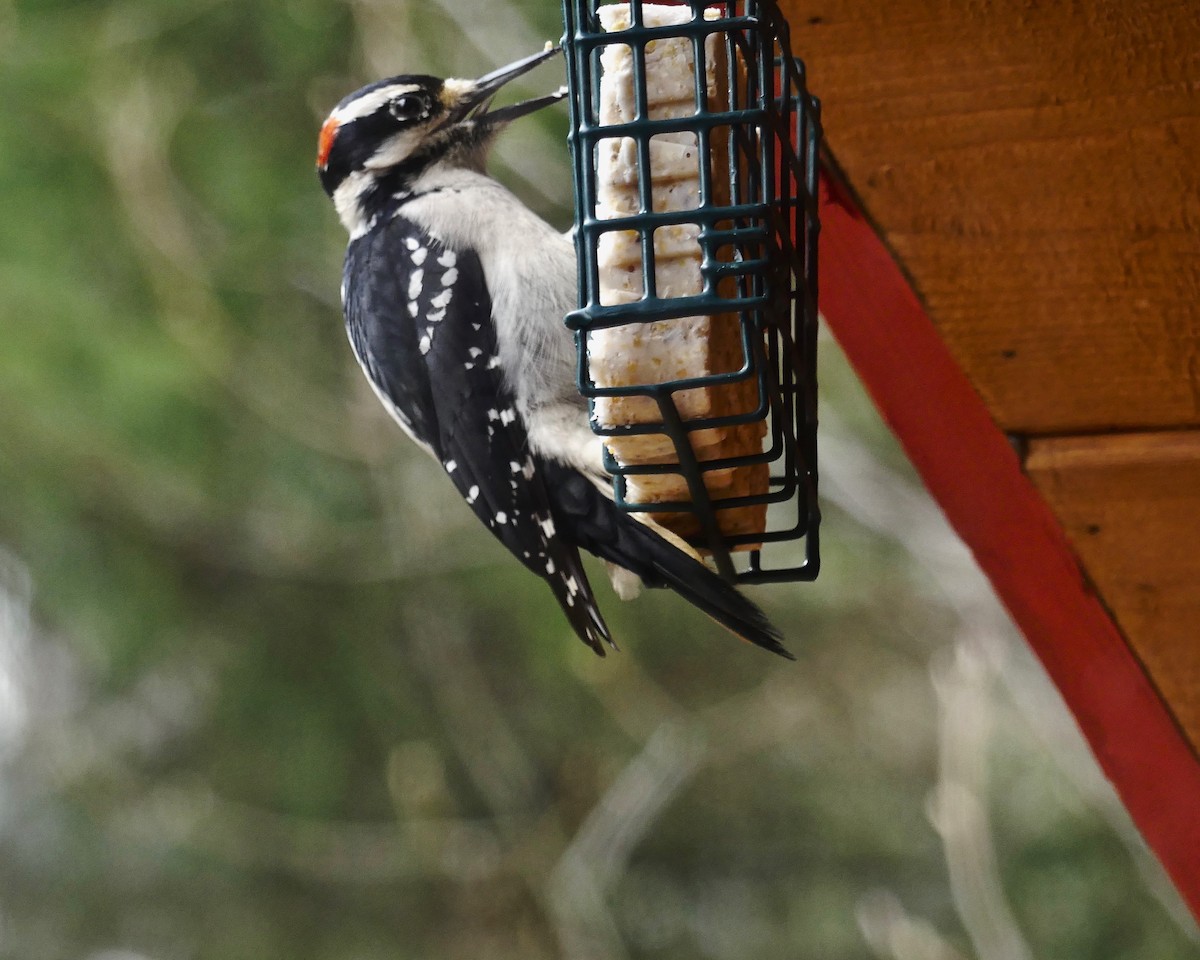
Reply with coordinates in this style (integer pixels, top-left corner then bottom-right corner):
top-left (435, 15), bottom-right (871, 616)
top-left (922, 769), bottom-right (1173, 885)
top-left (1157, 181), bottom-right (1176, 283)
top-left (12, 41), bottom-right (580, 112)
top-left (562, 0), bottom-right (820, 584)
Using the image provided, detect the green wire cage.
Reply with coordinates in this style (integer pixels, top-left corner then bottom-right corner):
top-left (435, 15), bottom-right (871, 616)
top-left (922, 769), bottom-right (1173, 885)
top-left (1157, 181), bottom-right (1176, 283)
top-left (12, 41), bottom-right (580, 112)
top-left (561, 0), bottom-right (821, 584)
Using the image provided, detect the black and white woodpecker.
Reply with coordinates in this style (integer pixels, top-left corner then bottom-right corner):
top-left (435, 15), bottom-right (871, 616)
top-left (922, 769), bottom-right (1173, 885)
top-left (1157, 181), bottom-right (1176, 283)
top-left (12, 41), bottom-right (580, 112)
top-left (316, 46), bottom-right (788, 658)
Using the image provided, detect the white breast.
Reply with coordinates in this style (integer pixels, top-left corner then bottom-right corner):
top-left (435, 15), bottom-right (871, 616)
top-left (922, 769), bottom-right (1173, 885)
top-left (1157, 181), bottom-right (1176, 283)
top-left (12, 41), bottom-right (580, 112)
top-left (402, 168), bottom-right (603, 475)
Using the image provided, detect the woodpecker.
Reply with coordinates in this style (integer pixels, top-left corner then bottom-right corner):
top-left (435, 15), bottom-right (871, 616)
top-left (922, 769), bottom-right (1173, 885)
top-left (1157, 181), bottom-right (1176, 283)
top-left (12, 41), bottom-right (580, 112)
top-left (317, 47), bottom-right (788, 658)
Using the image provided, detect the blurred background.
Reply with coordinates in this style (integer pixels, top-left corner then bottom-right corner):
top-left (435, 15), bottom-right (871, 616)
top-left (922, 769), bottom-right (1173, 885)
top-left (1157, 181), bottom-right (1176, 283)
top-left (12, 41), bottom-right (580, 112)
top-left (1, 0), bottom-right (1197, 958)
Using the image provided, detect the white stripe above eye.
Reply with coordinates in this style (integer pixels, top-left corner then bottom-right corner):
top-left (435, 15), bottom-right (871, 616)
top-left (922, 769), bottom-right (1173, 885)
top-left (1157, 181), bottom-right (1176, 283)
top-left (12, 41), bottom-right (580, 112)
top-left (332, 83), bottom-right (423, 124)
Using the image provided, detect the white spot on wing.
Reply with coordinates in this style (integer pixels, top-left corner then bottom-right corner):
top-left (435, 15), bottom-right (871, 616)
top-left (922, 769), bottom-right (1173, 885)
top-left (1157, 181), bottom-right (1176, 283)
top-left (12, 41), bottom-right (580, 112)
top-left (442, 267), bottom-right (459, 286)
top-left (466, 485), bottom-right (479, 504)
top-left (408, 268), bottom-right (424, 301)
top-left (437, 250), bottom-right (457, 268)
top-left (411, 246), bottom-right (427, 265)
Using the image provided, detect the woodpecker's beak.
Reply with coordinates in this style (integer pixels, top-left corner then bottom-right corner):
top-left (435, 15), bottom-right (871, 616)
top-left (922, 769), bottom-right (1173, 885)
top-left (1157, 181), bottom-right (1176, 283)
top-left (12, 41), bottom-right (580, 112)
top-left (450, 46), bottom-right (566, 127)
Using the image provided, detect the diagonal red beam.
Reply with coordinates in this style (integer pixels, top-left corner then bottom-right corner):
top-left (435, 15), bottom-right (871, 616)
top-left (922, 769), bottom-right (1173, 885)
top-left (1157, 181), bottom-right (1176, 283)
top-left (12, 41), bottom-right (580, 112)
top-left (816, 165), bottom-right (1200, 920)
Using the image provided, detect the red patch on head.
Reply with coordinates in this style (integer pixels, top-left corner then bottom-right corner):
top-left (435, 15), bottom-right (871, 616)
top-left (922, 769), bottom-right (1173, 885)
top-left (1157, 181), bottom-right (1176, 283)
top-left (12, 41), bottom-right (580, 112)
top-left (317, 116), bottom-right (339, 169)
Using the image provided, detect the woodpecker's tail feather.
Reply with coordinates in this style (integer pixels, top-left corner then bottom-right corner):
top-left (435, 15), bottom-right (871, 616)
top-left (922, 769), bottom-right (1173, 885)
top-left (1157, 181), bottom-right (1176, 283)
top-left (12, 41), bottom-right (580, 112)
top-left (629, 522), bottom-right (792, 659)
top-left (543, 463), bottom-right (791, 659)
top-left (547, 549), bottom-right (617, 656)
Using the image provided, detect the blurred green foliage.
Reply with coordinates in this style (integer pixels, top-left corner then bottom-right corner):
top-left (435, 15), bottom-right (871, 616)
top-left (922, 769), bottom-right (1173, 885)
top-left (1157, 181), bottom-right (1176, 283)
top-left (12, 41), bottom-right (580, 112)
top-left (0, 1), bottom-right (1196, 958)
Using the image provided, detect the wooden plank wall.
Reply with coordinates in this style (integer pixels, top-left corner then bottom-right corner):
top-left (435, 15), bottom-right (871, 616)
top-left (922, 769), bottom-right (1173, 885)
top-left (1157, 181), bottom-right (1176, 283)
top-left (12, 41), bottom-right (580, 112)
top-left (778, 0), bottom-right (1200, 753)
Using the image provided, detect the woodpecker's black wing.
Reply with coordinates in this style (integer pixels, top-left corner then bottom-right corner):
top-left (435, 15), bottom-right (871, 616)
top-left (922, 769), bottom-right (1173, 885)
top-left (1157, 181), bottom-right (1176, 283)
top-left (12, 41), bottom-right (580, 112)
top-left (344, 214), bottom-right (613, 653)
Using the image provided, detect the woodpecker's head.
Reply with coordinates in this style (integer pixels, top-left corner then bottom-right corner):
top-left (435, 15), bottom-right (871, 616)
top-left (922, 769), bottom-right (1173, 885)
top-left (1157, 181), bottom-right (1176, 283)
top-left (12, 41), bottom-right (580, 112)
top-left (317, 47), bottom-right (565, 225)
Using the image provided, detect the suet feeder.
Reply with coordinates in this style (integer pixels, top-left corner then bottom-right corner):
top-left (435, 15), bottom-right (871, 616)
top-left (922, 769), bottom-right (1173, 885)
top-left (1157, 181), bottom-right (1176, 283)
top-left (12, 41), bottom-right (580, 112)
top-left (561, 0), bottom-right (821, 584)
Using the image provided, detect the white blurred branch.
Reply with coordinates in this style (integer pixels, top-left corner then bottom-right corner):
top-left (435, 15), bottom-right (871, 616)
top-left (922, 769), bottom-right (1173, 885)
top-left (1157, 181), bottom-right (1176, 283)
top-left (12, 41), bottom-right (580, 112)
top-left (857, 889), bottom-right (969, 960)
top-left (548, 721), bottom-right (706, 960)
top-left (930, 638), bottom-right (1034, 960)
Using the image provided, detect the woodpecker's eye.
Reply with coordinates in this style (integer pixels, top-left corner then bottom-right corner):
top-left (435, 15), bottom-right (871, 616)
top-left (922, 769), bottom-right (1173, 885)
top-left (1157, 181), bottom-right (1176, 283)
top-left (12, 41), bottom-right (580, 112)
top-left (389, 94), bottom-right (429, 123)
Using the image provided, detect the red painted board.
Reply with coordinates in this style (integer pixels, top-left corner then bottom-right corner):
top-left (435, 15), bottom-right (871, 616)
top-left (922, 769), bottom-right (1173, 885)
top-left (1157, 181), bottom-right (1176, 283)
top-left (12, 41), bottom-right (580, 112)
top-left (816, 165), bottom-right (1200, 920)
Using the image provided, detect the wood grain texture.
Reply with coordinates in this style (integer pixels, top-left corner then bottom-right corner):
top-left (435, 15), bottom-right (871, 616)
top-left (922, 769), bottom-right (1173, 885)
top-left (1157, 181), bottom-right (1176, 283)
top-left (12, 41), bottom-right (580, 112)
top-left (780, 0), bottom-right (1200, 433)
top-left (1026, 430), bottom-right (1200, 752)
